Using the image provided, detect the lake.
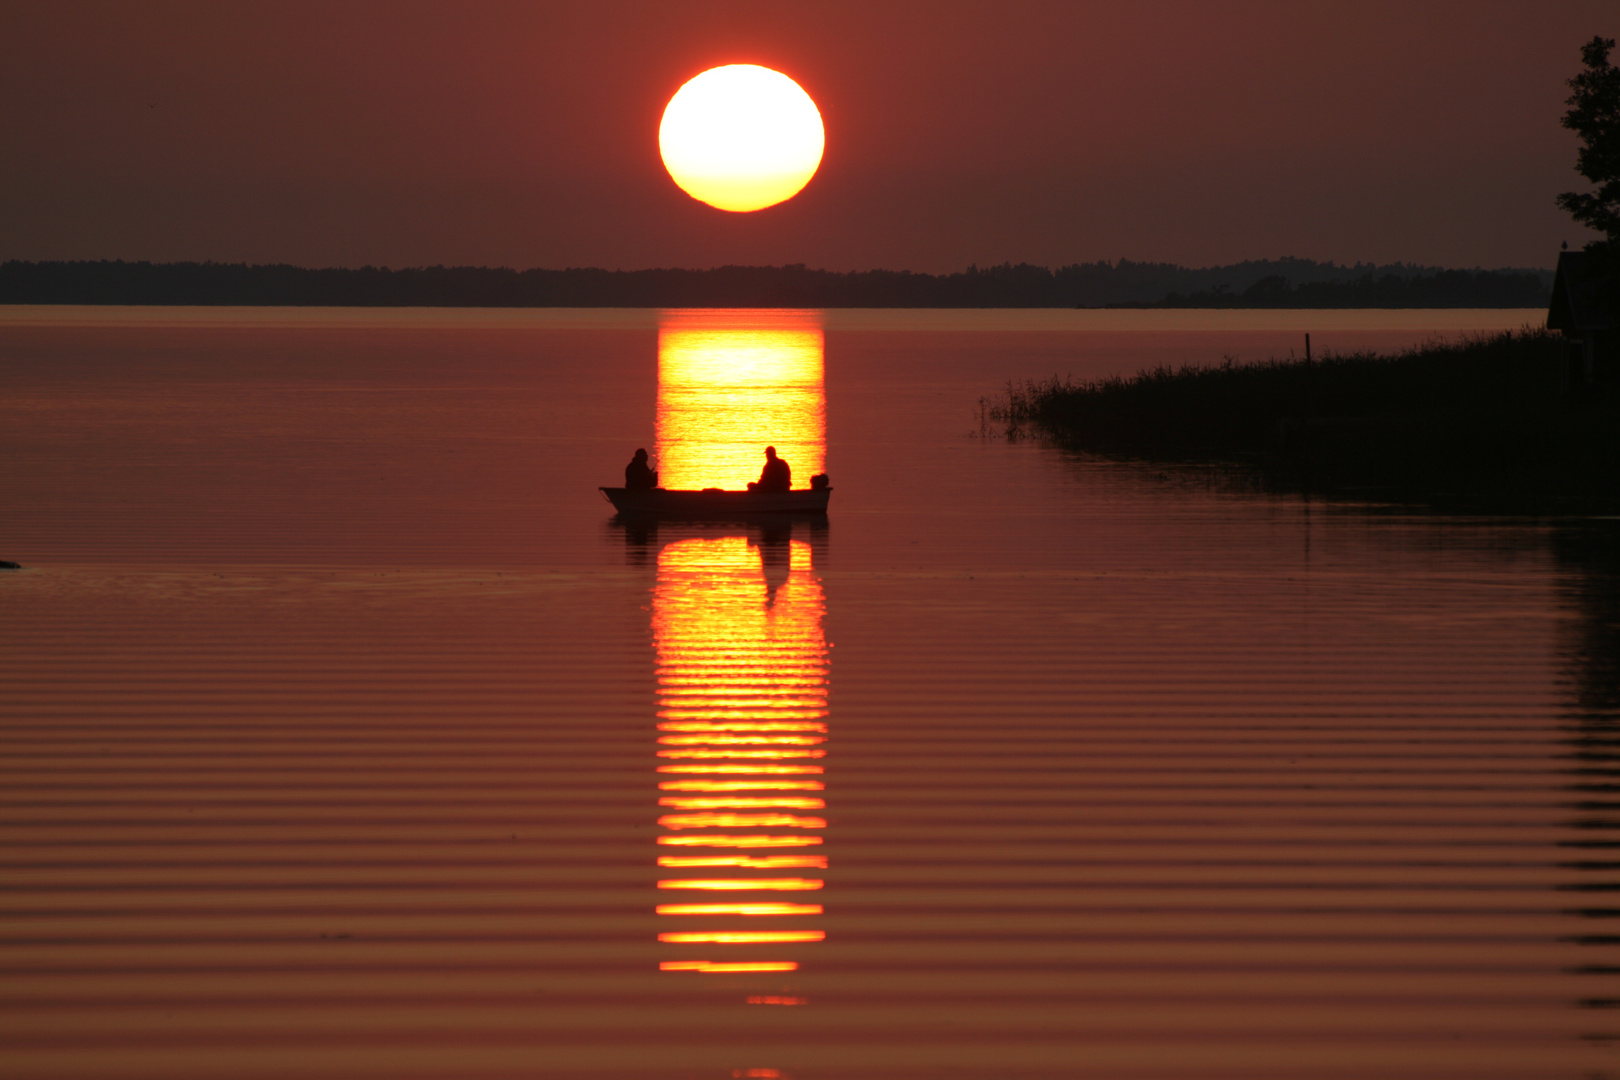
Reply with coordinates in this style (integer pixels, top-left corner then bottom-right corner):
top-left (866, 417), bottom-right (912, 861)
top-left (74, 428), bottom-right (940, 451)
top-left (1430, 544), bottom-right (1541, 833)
top-left (3, 305), bottom-right (1615, 1080)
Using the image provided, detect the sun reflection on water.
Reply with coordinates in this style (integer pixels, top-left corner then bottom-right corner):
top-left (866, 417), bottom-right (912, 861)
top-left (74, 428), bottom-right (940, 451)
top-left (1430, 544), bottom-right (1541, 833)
top-left (644, 309), bottom-right (830, 982)
top-left (652, 535), bottom-right (829, 976)
top-left (656, 309), bottom-right (825, 490)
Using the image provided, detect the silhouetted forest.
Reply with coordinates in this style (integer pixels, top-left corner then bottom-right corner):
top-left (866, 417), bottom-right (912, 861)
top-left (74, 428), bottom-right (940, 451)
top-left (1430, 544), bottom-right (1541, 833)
top-left (0, 258), bottom-right (1553, 308)
top-left (1125, 270), bottom-right (1553, 308)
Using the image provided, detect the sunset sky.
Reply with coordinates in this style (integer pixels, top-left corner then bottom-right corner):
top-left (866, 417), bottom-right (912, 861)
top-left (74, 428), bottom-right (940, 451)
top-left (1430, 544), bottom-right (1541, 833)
top-left (2, 1), bottom-right (1614, 272)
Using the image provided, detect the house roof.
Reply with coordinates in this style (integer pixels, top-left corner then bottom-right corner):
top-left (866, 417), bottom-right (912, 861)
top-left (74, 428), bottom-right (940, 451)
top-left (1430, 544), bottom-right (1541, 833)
top-left (1549, 250), bottom-right (1617, 332)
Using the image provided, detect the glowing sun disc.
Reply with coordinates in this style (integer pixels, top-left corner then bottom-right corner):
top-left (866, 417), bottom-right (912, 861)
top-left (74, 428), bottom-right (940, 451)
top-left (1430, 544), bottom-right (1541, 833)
top-left (660, 64), bottom-right (825, 213)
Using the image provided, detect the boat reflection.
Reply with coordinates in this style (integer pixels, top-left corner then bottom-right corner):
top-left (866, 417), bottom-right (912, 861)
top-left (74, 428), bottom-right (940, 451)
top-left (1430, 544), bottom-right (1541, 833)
top-left (652, 531), bottom-right (830, 976)
top-left (656, 309), bottom-right (825, 491)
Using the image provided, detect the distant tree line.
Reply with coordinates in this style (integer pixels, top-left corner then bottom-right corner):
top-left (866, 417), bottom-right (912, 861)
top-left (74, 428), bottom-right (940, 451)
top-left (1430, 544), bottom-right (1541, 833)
top-left (0, 257), bottom-right (1554, 309)
top-left (1119, 270), bottom-right (1552, 309)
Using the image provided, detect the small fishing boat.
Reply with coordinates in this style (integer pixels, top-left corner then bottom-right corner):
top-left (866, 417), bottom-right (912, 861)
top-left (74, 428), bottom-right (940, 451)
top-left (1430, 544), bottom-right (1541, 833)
top-left (600, 486), bottom-right (831, 517)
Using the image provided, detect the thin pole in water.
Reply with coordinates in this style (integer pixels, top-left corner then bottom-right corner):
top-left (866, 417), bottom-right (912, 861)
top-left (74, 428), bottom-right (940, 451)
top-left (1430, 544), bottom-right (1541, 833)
top-left (1305, 333), bottom-right (1312, 365)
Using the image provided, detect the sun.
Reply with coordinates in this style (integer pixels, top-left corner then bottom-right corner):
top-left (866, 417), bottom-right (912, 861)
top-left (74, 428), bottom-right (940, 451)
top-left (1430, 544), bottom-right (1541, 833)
top-left (659, 65), bottom-right (825, 213)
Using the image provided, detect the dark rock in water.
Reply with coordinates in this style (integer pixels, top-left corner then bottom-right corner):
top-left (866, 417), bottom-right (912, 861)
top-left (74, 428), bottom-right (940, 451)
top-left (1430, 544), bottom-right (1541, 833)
top-left (0, 561), bottom-right (21, 570)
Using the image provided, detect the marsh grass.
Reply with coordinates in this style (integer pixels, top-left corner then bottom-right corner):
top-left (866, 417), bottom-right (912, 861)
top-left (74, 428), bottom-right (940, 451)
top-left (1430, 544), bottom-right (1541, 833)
top-left (992, 329), bottom-right (1620, 501)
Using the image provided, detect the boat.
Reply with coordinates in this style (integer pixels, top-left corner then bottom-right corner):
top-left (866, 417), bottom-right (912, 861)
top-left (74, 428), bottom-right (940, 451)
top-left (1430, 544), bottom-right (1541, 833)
top-left (600, 486), bottom-right (831, 517)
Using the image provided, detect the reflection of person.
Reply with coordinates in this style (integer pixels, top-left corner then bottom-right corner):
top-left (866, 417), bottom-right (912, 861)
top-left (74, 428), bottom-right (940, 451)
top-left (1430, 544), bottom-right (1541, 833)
top-left (754, 528), bottom-right (791, 606)
top-left (748, 446), bottom-right (792, 493)
top-left (624, 448), bottom-right (658, 490)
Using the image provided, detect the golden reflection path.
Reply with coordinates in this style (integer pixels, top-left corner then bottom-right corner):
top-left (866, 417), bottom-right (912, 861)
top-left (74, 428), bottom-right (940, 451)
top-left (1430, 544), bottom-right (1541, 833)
top-left (656, 309), bottom-right (825, 490)
top-left (649, 310), bottom-right (829, 982)
top-left (653, 535), bottom-right (829, 976)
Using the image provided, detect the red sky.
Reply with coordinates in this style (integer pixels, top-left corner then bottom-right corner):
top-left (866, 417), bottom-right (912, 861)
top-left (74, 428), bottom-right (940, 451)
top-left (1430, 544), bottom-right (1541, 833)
top-left (1, 1), bottom-right (1613, 272)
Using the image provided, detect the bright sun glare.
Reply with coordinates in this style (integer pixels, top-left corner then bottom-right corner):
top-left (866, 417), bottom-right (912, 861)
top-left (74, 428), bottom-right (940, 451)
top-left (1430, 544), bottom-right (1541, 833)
top-left (659, 65), bottom-right (825, 213)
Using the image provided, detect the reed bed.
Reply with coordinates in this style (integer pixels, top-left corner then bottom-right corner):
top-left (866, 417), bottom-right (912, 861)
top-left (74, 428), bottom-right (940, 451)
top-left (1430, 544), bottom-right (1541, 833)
top-left (991, 329), bottom-right (1620, 499)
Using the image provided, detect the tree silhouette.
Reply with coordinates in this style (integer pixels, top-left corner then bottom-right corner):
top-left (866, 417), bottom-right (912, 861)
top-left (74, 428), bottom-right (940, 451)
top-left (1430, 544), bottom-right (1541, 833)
top-left (1558, 36), bottom-right (1620, 247)
top-left (0, 259), bottom-right (1554, 309)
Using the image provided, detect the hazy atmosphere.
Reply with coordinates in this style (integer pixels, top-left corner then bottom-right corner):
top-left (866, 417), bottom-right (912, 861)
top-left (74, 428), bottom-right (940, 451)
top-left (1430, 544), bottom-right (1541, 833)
top-left (1, 0), bottom-right (1612, 271)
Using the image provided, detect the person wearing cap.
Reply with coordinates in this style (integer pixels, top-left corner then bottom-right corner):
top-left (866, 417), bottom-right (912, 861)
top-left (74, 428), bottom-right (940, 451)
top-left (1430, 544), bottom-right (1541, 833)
top-left (748, 446), bottom-right (791, 493)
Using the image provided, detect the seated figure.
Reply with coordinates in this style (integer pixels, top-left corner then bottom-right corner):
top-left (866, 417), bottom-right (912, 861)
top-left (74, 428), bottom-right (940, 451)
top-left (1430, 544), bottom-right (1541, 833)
top-left (624, 448), bottom-right (658, 490)
top-left (747, 446), bottom-right (792, 493)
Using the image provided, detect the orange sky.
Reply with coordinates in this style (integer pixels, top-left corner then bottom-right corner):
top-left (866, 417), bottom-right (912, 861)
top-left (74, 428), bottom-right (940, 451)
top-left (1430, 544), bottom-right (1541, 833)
top-left (1, 1), bottom-right (1614, 271)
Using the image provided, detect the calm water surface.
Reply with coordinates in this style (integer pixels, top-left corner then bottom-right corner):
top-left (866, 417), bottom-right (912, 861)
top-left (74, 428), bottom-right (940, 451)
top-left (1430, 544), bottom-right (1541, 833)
top-left (3, 306), bottom-right (1616, 1080)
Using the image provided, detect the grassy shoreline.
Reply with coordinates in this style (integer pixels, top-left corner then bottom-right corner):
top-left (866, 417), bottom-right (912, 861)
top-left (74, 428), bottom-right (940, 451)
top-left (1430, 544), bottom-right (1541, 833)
top-left (991, 329), bottom-right (1620, 505)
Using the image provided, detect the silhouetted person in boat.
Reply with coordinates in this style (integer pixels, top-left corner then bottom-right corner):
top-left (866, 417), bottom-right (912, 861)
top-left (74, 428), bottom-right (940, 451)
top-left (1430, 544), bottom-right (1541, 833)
top-left (748, 446), bottom-right (791, 493)
top-left (624, 448), bottom-right (657, 490)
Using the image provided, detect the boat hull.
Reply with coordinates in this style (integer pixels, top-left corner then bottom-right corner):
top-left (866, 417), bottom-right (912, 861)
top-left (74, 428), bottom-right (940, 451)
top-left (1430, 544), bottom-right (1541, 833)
top-left (600, 486), bottom-right (831, 517)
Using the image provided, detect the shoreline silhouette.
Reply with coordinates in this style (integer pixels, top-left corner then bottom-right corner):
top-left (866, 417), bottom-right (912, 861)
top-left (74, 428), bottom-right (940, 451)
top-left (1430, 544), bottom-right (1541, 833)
top-left (991, 328), bottom-right (1620, 505)
top-left (0, 258), bottom-right (1552, 309)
